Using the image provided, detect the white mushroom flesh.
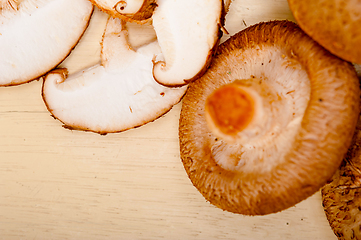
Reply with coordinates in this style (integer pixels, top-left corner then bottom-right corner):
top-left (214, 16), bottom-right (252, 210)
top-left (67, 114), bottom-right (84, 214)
top-left (42, 17), bottom-right (187, 134)
top-left (0, 0), bottom-right (93, 86)
top-left (152, 0), bottom-right (223, 86)
top-left (207, 47), bottom-right (311, 172)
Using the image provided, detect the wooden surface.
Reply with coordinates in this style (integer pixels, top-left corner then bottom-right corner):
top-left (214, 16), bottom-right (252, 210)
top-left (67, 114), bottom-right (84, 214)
top-left (0, 1), bottom-right (338, 239)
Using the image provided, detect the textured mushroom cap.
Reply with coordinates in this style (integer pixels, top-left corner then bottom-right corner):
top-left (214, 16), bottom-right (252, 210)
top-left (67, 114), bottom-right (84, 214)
top-left (151, 0), bottom-right (224, 87)
top-left (0, 0), bottom-right (93, 86)
top-left (89, 0), bottom-right (156, 24)
top-left (288, 0), bottom-right (361, 64)
top-left (179, 20), bottom-right (360, 215)
top-left (322, 111), bottom-right (361, 240)
top-left (42, 17), bottom-right (187, 134)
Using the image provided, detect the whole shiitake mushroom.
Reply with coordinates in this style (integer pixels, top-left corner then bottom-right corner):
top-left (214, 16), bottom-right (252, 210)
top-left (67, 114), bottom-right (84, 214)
top-left (179, 20), bottom-right (360, 215)
top-left (288, 0), bottom-right (361, 64)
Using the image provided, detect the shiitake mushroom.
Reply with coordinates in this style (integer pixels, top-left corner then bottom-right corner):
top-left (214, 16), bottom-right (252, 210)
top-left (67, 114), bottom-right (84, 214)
top-left (288, 0), bottom-right (361, 64)
top-left (179, 20), bottom-right (360, 215)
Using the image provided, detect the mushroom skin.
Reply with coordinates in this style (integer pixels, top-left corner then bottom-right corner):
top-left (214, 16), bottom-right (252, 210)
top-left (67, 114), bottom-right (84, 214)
top-left (151, 0), bottom-right (225, 87)
top-left (42, 17), bottom-right (187, 134)
top-left (89, 0), bottom-right (156, 24)
top-left (0, 0), bottom-right (93, 86)
top-left (288, 0), bottom-right (361, 64)
top-left (179, 20), bottom-right (360, 215)
top-left (322, 111), bottom-right (361, 240)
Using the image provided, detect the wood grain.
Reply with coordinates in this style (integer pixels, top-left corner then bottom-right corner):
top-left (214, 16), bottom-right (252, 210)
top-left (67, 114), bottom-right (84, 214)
top-left (0, 1), bottom-right (338, 239)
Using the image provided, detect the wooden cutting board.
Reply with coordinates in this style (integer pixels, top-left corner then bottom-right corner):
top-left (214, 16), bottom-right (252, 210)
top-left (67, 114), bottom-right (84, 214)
top-left (0, 1), bottom-right (338, 239)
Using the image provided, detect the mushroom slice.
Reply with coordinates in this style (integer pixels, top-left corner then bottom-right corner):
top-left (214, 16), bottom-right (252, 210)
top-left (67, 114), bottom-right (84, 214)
top-left (89, 0), bottom-right (156, 24)
top-left (42, 17), bottom-right (187, 134)
top-left (223, 0), bottom-right (233, 13)
top-left (0, 0), bottom-right (93, 86)
top-left (179, 20), bottom-right (360, 215)
top-left (288, 0), bottom-right (361, 64)
top-left (322, 111), bottom-right (361, 240)
top-left (152, 0), bottom-right (225, 87)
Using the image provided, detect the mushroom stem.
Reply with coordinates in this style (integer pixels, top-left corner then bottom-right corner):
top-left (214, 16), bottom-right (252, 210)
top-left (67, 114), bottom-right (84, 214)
top-left (205, 79), bottom-right (277, 144)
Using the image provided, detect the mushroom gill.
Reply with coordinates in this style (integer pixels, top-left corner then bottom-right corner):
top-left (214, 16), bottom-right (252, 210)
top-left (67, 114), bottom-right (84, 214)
top-left (0, 0), bottom-right (18, 11)
top-left (179, 20), bottom-right (360, 215)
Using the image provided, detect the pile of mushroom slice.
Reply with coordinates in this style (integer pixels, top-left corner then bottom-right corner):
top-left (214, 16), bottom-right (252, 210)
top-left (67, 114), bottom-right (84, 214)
top-left (0, 0), bottom-right (93, 86)
top-left (91, 0), bottom-right (226, 87)
top-left (42, 0), bottom-right (227, 134)
top-left (288, 0), bottom-right (361, 64)
top-left (179, 20), bottom-right (361, 215)
top-left (42, 17), bottom-right (187, 134)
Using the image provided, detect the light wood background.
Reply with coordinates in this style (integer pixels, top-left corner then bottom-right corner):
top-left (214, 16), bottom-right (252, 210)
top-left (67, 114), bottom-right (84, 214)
top-left (0, 1), bottom-right (339, 239)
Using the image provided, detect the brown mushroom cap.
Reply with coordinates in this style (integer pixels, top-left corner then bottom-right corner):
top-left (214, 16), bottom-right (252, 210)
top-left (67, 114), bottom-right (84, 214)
top-left (288, 0), bottom-right (361, 64)
top-left (322, 110), bottom-right (361, 240)
top-left (179, 20), bottom-right (360, 215)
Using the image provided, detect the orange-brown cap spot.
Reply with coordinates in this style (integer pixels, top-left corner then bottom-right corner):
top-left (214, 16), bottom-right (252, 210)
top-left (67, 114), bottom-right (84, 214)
top-left (205, 82), bottom-right (255, 137)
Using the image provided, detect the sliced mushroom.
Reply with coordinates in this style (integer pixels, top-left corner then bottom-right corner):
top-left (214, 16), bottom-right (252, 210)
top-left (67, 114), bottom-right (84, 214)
top-left (288, 0), bottom-right (361, 64)
top-left (0, 0), bottom-right (93, 86)
top-left (89, 0), bottom-right (156, 24)
top-left (152, 0), bottom-right (225, 87)
top-left (179, 20), bottom-right (360, 215)
top-left (42, 17), bottom-right (187, 135)
top-left (322, 110), bottom-right (361, 240)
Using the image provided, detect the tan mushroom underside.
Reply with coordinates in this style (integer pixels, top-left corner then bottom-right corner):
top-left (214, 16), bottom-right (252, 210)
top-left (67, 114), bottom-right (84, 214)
top-left (179, 20), bottom-right (360, 215)
top-left (288, 0), bottom-right (361, 64)
top-left (322, 110), bottom-right (361, 240)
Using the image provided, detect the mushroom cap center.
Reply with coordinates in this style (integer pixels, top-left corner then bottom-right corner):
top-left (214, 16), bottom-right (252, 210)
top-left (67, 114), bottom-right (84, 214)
top-left (205, 81), bottom-right (255, 139)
